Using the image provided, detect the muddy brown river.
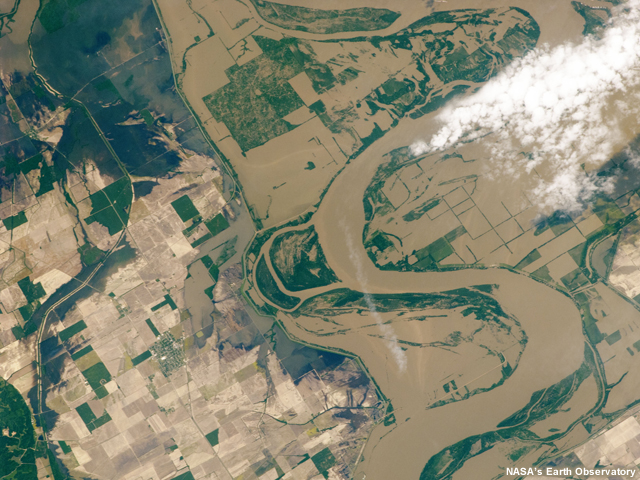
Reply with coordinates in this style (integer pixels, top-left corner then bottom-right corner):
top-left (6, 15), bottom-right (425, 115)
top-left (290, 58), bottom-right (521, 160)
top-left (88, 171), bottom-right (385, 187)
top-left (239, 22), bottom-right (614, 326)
top-left (270, 128), bottom-right (593, 479)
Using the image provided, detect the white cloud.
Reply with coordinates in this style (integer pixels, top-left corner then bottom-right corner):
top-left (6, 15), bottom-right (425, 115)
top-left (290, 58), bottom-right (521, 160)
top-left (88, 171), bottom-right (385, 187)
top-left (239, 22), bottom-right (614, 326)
top-left (411, 2), bottom-right (640, 212)
top-left (341, 221), bottom-right (407, 372)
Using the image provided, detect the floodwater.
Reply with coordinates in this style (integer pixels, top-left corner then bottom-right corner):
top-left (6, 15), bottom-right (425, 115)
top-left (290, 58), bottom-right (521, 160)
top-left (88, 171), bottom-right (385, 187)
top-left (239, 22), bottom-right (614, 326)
top-left (272, 125), bottom-right (593, 479)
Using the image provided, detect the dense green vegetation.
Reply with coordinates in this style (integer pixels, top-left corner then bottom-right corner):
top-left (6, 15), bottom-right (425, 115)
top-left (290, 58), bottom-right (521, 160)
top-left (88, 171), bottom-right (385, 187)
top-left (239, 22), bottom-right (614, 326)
top-left (17, 277), bottom-right (46, 304)
top-left (85, 177), bottom-right (132, 235)
top-left (311, 447), bottom-right (337, 478)
top-left (18, 154), bottom-right (42, 175)
top-left (70, 345), bottom-right (93, 361)
top-left (150, 294), bottom-right (177, 312)
top-left (140, 109), bottom-right (154, 126)
top-left (205, 213), bottom-right (229, 236)
top-left (0, 378), bottom-right (38, 479)
top-left (81, 362), bottom-right (111, 391)
top-left (3, 211), bottom-right (27, 230)
top-left (11, 326), bottom-right (25, 340)
top-left (145, 318), bottom-right (161, 337)
top-left (171, 195), bottom-right (200, 222)
top-left (172, 471), bottom-right (194, 480)
top-left (78, 243), bottom-right (105, 266)
top-left (572, 1), bottom-right (610, 36)
top-left (76, 402), bottom-right (112, 432)
top-left (249, 0), bottom-right (400, 34)
top-left (205, 429), bottom-right (219, 447)
top-left (58, 320), bottom-right (87, 342)
top-left (203, 36), bottom-right (309, 151)
top-left (515, 249), bottom-right (541, 270)
top-left (58, 441), bottom-right (71, 454)
top-left (255, 257), bottom-right (300, 309)
top-left (39, 0), bottom-right (90, 34)
top-left (575, 291), bottom-right (605, 345)
top-left (132, 350), bottom-right (151, 366)
top-left (269, 226), bottom-right (340, 291)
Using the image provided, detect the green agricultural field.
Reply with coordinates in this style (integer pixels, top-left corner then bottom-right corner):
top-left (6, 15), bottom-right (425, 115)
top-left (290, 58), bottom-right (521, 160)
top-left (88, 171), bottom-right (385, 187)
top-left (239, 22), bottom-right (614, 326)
top-left (3, 211), bottom-right (27, 230)
top-left (132, 350), bottom-right (151, 366)
top-left (81, 361), bottom-right (111, 391)
top-left (140, 108), bottom-right (154, 126)
top-left (84, 177), bottom-right (132, 235)
top-left (146, 318), bottom-right (161, 337)
top-left (11, 325), bottom-right (25, 340)
top-left (205, 213), bottom-right (229, 236)
top-left (17, 277), bottom-right (46, 303)
top-left (205, 429), bottom-right (219, 447)
top-left (76, 402), bottom-right (112, 432)
top-left (59, 320), bottom-right (87, 342)
top-left (70, 345), bottom-right (93, 361)
top-left (311, 447), bottom-right (337, 476)
top-left (18, 154), bottom-right (42, 174)
top-left (58, 441), bottom-right (71, 454)
top-left (150, 294), bottom-right (177, 311)
top-left (171, 195), bottom-right (199, 222)
top-left (172, 471), bottom-right (194, 480)
top-left (85, 207), bottom-right (123, 235)
top-left (19, 301), bottom-right (41, 328)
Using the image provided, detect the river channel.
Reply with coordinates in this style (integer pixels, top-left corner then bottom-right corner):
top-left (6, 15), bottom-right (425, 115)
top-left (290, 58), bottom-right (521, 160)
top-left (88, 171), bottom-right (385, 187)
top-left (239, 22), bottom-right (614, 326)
top-left (270, 128), bottom-right (594, 479)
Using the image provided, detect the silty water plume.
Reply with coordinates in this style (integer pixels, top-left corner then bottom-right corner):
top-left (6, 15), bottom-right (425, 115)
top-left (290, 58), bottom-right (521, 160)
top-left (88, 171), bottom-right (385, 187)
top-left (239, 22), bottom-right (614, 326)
top-left (341, 220), bottom-right (407, 372)
top-left (412, 1), bottom-right (640, 212)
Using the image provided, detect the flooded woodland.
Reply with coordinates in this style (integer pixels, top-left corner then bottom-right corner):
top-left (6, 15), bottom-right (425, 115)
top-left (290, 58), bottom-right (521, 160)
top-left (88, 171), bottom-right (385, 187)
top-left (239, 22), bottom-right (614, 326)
top-left (2, 0), bottom-right (640, 479)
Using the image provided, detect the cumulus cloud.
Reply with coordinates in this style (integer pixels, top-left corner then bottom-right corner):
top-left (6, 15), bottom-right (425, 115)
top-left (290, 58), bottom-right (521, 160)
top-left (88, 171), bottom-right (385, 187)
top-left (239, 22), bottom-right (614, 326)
top-left (411, 1), bottom-right (640, 212)
top-left (341, 221), bottom-right (407, 372)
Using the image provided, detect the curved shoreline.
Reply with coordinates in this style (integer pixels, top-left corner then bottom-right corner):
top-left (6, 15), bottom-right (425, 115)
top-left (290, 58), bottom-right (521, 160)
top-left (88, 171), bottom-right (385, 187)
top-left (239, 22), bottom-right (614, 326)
top-left (267, 136), bottom-right (594, 478)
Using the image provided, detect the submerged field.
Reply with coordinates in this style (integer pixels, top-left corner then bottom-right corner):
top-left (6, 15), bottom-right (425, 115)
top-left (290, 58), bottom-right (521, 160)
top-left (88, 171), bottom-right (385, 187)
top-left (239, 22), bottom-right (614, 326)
top-left (1, 0), bottom-right (638, 479)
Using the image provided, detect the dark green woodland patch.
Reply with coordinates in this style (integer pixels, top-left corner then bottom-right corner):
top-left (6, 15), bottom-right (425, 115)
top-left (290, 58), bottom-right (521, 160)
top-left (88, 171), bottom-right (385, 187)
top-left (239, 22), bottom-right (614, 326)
top-left (0, 378), bottom-right (37, 479)
top-left (250, 0), bottom-right (400, 34)
top-left (255, 257), bottom-right (300, 309)
top-left (17, 277), bottom-right (46, 303)
top-left (269, 226), bottom-right (339, 291)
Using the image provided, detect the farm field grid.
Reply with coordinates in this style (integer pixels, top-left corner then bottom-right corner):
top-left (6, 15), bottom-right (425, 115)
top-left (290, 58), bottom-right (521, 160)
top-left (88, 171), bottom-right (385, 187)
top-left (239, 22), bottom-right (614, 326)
top-left (1, 0), bottom-right (640, 479)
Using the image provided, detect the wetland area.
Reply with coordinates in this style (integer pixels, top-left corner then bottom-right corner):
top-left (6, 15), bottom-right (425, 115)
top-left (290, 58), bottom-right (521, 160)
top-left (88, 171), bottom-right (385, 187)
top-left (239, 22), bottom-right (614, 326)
top-left (3, 0), bottom-right (640, 479)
